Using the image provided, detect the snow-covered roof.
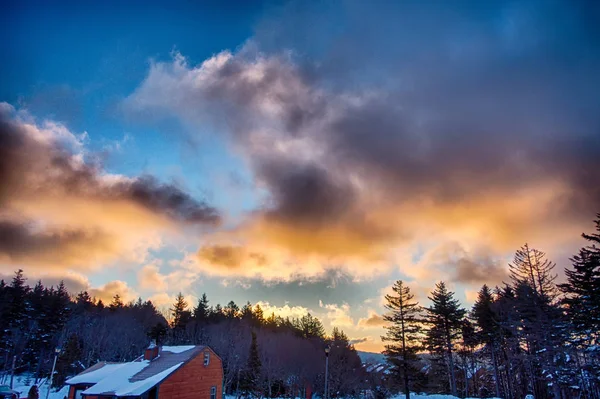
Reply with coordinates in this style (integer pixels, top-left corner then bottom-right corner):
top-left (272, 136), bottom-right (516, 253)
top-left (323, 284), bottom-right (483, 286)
top-left (66, 362), bottom-right (128, 384)
top-left (66, 345), bottom-right (206, 396)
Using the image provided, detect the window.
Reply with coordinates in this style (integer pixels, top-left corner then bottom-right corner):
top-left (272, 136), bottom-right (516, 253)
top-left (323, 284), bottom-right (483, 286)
top-left (204, 351), bottom-right (210, 366)
top-left (210, 387), bottom-right (216, 399)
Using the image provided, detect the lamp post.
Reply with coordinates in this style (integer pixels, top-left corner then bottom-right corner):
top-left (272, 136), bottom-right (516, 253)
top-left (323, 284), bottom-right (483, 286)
top-left (324, 345), bottom-right (330, 399)
top-left (45, 347), bottom-right (60, 399)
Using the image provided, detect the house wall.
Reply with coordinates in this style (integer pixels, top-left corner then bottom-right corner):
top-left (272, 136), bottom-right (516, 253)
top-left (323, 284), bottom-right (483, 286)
top-left (68, 385), bottom-right (95, 399)
top-left (158, 348), bottom-right (223, 399)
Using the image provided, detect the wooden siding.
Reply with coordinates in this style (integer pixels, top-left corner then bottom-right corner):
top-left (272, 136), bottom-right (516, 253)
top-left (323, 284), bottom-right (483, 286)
top-left (69, 385), bottom-right (93, 399)
top-left (158, 348), bottom-right (223, 399)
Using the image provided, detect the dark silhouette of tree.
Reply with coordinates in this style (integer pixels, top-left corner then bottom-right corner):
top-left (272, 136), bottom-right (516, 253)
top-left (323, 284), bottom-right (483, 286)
top-left (240, 331), bottom-right (262, 397)
top-left (424, 281), bottom-right (466, 397)
top-left (382, 280), bottom-right (424, 399)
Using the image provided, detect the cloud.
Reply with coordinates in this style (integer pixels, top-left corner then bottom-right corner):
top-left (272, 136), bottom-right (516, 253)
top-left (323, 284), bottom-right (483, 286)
top-left (89, 280), bottom-right (138, 303)
top-left (125, 1), bottom-right (600, 281)
top-left (349, 337), bottom-right (369, 345)
top-left (0, 270), bottom-right (90, 294)
top-left (358, 311), bottom-right (385, 328)
top-left (137, 264), bottom-right (168, 292)
top-left (0, 103), bottom-right (219, 272)
top-left (320, 301), bottom-right (354, 327)
top-left (0, 220), bottom-right (115, 266)
top-left (198, 245), bottom-right (267, 270)
top-left (255, 301), bottom-right (312, 319)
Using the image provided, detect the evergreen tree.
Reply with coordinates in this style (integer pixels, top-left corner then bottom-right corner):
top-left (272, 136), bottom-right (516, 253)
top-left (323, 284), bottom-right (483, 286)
top-left (424, 281), bottom-right (466, 397)
top-left (253, 304), bottom-right (265, 325)
top-left (75, 291), bottom-right (93, 312)
top-left (148, 322), bottom-right (168, 344)
top-left (171, 293), bottom-right (191, 340)
top-left (109, 294), bottom-right (124, 311)
top-left (509, 243), bottom-right (557, 300)
top-left (240, 331), bottom-right (262, 397)
top-left (193, 293), bottom-right (210, 322)
top-left (241, 301), bottom-right (253, 321)
top-left (224, 300), bottom-right (240, 319)
top-left (297, 313), bottom-right (326, 339)
top-left (560, 213), bottom-right (600, 343)
top-left (54, 333), bottom-right (83, 386)
top-left (381, 280), bottom-right (424, 399)
top-left (559, 214), bottom-right (600, 395)
top-left (471, 284), bottom-right (502, 398)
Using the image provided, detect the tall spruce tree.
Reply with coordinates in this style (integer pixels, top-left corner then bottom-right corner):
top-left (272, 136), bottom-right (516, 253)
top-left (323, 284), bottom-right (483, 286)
top-left (560, 213), bottom-right (600, 344)
top-left (559, 214), bottom-right (600, 393)
top-left (424, 281), bottom-right (466, 397)
top-left (171, 293), bottom-right (191, 342)
top-left (471, 284), bottom-right (502, 398)
top-left (193, 293), bottom-right (210, 321)
top-left (382, 280), bottom-right (424, 399)
top-left (508, 245), bottom-right (564, 399)
top-left (240, 330), bottom-right (262, 397)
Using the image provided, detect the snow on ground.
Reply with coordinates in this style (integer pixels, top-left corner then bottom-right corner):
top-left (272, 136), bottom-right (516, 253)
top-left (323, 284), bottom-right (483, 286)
top-left (5, 375), bottom-right (68, 399)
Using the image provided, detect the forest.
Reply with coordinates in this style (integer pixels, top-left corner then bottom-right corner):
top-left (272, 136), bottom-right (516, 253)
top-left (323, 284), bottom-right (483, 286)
top-left (382, 214), bottom-right (600, 399)
top-left (0, 213), bottom-right (599, 399)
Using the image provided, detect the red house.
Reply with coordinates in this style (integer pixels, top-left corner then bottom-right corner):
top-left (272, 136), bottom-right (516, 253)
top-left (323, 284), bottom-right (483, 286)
top-left (66, 344), bottom-right (222, 399)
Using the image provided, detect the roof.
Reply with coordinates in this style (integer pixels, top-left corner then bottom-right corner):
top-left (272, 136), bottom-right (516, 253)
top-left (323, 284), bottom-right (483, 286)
top-left (66, 345), bottom-right (207, 396)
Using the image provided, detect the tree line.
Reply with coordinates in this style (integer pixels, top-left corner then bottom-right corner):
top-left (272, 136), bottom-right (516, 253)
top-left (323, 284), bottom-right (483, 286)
top-left (0, 273), bottom-right (365, 397)
top-left (382, 213), bottom-right (600, 399)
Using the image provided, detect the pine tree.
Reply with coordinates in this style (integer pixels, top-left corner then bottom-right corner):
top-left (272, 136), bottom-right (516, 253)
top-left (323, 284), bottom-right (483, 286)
top-left (509, 243), bottom-right (557, 300)
top-left (381, 280), bottom-right (424, 399)
top-left (253, 304), bottom-right (264, 325)
top-left (297, 313), bottom-right (326, 339)
top-left (424, 281), bottom-right (466, 397)
top-left (54, 333), bottom-right (83, 386)
top-left (224, 300), bottom-right (240, 319)
top-left (109, 294), bottom-right (124, 311)
top-left (240, 331), bottom-right (262, 397)
top-left (193, 293), bottom-right (210, 322)
top-left (241, 301), bottom-right (253, 321)
top-left (471, 284), bottom-right (502, 398)
top-left (171, 293), bottom-right (191, 341)
top-left (559, 213), bottom-right (600, 395)
top-left (560, 213), bottom-right (600, 343)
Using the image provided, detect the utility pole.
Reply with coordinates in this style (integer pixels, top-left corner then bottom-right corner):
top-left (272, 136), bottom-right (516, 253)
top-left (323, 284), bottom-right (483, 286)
top-left (10, 355), bottom-right (16, 389)
top-left (324, 345), bottom-right (330, 399)
top-left (45, 347), bottom-right (60, 399)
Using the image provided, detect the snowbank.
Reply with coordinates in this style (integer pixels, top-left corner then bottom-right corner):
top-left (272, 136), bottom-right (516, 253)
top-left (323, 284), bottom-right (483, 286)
top-left (8, 376), bottom-right (68, 399)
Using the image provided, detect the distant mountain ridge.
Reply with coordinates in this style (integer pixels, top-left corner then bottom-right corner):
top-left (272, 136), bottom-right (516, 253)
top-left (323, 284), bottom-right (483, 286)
top-left (357, 350), bottom-right (387, 364)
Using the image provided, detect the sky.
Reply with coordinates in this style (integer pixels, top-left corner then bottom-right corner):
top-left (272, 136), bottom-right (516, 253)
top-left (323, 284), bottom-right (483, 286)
top-left (1, 0), bottom-right (599, 352)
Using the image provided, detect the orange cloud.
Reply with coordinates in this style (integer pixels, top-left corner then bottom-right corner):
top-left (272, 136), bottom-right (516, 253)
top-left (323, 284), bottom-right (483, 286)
top-left (0, 103), bottom-right (219, 275)
top-left (125, 49), bottom-right (597, 283)
top-left (358, 311), bottom-right (386, 328)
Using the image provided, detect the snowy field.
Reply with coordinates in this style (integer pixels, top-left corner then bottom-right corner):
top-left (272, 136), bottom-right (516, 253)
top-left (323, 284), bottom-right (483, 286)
top-left (224, 394), bottom-right (501, 399)
top-left (3, 381), bottom-right (500, 399)
top-left (2, 376), bottom-right (68, 399)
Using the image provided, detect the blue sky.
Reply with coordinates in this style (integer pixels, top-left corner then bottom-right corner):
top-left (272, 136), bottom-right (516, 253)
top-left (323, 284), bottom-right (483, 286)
top-left (1, 0), bottom-right (599, 351)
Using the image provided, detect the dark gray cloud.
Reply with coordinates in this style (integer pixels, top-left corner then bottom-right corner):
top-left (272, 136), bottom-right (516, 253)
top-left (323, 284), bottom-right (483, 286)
top-left (198, 244), bottom-right (267, 270)
top-left (0, 271), bottom-right (89, 295)
top-left (358, 313), bottom-right (385, 328)
top-left (349, 337), bottom-right (369, 345)
top-left (127, 0), bottom-right (600, 278)
top-left (0, 106), bottom-right (220, 225)
top-left (453, 256), bottom-right (507, 285)
top-left (0, 220), bottom-right (111, 263)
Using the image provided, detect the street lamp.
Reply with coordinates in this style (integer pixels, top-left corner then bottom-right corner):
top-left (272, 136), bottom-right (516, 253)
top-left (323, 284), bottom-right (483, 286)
top-left (45, 347), bottom-right (61, 399)
top-left (324, 345), bottom-right (330, 399)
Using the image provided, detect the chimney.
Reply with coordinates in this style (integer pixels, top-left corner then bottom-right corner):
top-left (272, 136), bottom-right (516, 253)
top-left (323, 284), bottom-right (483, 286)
top-left (144, 340), bottom-right (159, 361)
